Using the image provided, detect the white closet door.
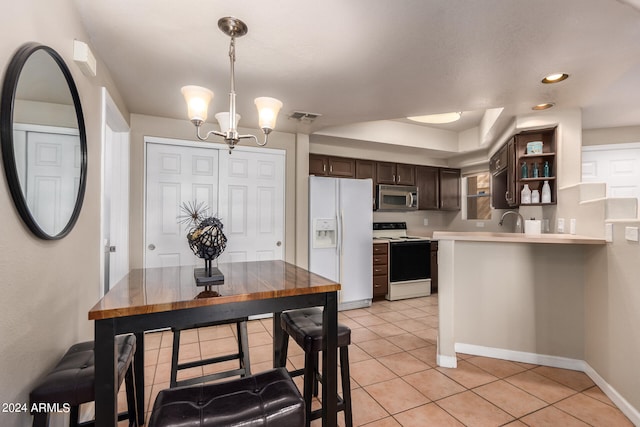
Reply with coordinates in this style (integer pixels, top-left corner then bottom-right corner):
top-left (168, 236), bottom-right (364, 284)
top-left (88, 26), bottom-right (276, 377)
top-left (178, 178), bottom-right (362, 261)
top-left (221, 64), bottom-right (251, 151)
top-left (145, 142), bottom-right (219, 268)
top-left (217, 149), bottom-right (285, 263)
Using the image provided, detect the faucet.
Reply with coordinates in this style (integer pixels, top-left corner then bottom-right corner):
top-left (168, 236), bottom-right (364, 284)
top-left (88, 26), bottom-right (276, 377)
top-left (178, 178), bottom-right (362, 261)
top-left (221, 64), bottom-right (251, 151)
top-left (499, 210), bottom-right (524, 233)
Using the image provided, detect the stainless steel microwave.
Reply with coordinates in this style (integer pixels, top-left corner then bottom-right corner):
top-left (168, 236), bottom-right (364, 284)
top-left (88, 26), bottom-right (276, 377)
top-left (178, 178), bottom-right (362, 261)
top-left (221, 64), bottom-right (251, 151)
top-left (376, 185), bottom-right (418, 211)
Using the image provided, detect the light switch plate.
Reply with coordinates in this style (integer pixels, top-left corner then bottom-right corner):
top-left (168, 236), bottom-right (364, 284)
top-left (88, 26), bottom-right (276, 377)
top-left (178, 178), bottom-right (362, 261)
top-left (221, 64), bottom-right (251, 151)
top-left (476, 221), bottom-right (485, 228)
top-left (605, 223), bottom-right (613, 243)
top-left (625, 226), bottom-right (639, 242)
top-left (423, 218), bottom-right (429, 226)
top-left (557, 218), bottom-right (565, 233)
top-left (570, 219), bottom-right (577, 235)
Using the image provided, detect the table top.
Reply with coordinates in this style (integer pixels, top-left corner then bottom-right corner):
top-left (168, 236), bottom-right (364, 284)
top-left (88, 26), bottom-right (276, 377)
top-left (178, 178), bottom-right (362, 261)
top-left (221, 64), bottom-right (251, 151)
top-left (89, 260), bottom-right (340, 321)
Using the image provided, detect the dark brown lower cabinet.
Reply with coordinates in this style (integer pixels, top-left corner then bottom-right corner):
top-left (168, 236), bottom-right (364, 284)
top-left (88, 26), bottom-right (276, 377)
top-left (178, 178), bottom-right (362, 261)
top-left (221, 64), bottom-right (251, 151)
top-left (373, 243), bottom-right (389, 298)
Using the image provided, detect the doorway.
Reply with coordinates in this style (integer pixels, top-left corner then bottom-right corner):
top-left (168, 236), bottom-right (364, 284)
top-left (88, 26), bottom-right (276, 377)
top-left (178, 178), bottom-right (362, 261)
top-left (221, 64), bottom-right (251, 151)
top-left (101, 88), bottom-right (130, 295)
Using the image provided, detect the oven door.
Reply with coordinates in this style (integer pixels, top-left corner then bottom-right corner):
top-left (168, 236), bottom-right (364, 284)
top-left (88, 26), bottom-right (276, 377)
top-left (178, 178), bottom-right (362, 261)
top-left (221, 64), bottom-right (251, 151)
top-left (389, 240), bottom-right (431, 282)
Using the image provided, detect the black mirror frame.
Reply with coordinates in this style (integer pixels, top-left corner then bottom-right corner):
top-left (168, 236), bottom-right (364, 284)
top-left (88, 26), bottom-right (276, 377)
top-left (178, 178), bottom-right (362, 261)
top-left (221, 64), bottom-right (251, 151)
top-left (1, 43), bottom-right (88, 240)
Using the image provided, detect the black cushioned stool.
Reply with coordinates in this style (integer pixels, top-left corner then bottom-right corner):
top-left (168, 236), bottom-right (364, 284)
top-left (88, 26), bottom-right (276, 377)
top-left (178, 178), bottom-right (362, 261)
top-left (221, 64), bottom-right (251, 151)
top-left (149, 367), bottom-right (305, 427)
top-left (29, 334), bottom-right (137, 427)
top-left (279, 307), bottom-right (353, 427)
top-left (170, 318), bottom-right (250, 388)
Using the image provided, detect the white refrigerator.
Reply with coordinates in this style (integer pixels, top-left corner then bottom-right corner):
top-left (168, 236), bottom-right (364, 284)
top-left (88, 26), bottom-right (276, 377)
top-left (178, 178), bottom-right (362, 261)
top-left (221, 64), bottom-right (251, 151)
top-left (309, 176), bottom-right (373, 310)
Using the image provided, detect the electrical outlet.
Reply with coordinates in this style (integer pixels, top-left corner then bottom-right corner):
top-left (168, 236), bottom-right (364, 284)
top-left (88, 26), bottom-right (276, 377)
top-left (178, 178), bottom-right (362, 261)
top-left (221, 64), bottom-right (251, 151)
top-left (625, 226), bottom-right (639, 242)
top-left (476, 221), bottom-right (485, 228)
top-left (557, 218), bottom-right (565, 233)
top-left (605, 223), bottom-right (613, 243)
top-left (423, 218), bottom-right (429, 226)
top-left (570, 219), bottom-right (577, 235)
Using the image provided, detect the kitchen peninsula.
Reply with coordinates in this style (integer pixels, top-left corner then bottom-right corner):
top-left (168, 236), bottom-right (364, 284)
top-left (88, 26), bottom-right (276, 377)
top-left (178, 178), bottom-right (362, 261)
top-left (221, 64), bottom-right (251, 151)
top-left (433, 231), bottom-right (606, 369)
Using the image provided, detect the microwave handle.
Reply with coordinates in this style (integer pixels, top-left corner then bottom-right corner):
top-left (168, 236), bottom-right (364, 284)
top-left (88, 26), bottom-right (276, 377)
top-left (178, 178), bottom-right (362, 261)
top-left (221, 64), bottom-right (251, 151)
top-left (407, 192), bottom-right (414, 207)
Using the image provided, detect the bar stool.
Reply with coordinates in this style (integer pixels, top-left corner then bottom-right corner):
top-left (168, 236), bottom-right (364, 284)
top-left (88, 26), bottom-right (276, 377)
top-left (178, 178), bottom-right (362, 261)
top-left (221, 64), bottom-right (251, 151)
top-left (170, 318), bottom-right (251, 388)
top-left (29, 334), bottom-right (137, 427)
top-left (279, 307), bottom-right (353, 427)
top-left (150, 368), bottom-right (305, 426)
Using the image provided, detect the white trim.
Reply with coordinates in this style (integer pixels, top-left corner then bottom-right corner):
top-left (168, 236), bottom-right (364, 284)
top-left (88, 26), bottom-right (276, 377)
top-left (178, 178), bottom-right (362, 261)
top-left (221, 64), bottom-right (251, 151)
top-left (13, 122), bottom-right (79, 135)
top-left (437, 354), bottom-right (457, 368)
top-left (583, 363), bottom-right (640, 426)
top-left (455, 343), bottom-right (585, 371)
top-left (455, 343), bottom-right (640, 426)
top-left (582, 142), bottom-right (640, 152)
top-left (143, 135), bottom-right (286, 156)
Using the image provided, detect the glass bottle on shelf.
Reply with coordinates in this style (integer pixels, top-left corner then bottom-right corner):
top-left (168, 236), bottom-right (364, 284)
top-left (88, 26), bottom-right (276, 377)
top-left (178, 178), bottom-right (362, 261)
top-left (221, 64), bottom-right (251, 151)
top-left (533, 162), bottom-right (539, 178)
top-left (543, 161), bottom-right (550, 177)
top-left (521, 162), bottom-right (528, 179)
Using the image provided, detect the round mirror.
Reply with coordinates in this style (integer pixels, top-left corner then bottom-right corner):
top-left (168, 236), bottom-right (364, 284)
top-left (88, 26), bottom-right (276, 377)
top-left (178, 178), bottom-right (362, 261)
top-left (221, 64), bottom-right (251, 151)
top-left (1, 43), bottom-right (87, 240)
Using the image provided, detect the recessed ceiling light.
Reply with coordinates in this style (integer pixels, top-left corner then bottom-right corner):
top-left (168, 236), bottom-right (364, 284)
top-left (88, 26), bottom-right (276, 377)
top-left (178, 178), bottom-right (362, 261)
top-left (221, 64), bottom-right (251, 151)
top-left (532, 103), bottom-right (555, 110)
top-left (542, 73), bottom-right (569, 84)
top-left (407, 112), bottom-right (461, 124)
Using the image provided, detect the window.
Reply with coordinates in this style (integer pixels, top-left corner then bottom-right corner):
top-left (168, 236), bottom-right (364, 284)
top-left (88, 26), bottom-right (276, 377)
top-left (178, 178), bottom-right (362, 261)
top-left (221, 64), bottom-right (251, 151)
top-left (465, 172), bottom-right (491, 220)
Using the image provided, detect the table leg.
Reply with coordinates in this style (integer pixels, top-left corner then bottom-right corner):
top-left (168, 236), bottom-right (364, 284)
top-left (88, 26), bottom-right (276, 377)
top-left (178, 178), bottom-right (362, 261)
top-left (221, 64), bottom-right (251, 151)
top-left (322, 291), bottom-right (338, 427)
top-left (95, 319), bottom-right (118, 427)
top-left (134, 332), bottom-right (145, 425)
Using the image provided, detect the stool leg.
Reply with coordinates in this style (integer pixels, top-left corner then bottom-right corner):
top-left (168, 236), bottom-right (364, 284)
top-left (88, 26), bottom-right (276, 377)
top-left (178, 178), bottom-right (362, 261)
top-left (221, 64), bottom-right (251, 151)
top-left (125, 362), bottom-right (138, 427)
top-left (69, 405), bottom-right (79, 426)
top-left (303, 351), bottom-right (316, 427)
top-left (32, 412), bottom-right (49, 427)
top-left (237, 321), bottom-right (251, 377)
top-left (170, 329), bottom-right (181, 388)
top-left (278, 332), bottom-right (289, 368)
top-left (340, 347), bottom-right (353, 427)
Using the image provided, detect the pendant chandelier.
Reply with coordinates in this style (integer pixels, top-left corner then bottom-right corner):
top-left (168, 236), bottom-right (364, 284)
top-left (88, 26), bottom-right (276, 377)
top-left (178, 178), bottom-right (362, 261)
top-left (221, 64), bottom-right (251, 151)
top-left (181, 17), bottom-right (283, 152)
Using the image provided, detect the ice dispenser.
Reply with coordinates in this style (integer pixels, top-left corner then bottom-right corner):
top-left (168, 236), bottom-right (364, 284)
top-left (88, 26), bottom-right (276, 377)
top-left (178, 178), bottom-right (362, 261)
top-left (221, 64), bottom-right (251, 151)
top-left (312, 218), bottom-right (337, 248)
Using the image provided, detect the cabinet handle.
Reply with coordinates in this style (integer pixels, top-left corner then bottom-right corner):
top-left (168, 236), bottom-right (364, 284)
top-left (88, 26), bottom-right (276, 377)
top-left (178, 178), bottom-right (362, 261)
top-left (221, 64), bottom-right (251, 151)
top-left (330, 165), bottom-right (333, 173)
top-left (398, 175), bottom-right (401, 182)
top-left (323, 164), bottom-right (326, 172)
top-left (393, 174), bottom-right (396, 183)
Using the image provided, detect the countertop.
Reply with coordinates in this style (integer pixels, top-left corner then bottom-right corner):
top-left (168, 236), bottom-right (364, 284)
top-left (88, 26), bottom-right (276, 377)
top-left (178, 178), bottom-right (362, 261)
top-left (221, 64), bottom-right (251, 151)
top-left (431, 231), bottom-right (606, 245)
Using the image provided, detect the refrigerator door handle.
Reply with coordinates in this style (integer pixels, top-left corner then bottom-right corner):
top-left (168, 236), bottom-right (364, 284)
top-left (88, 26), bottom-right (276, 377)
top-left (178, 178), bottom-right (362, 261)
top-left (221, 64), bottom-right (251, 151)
top-left (339, 209), bottom-right (345, 285)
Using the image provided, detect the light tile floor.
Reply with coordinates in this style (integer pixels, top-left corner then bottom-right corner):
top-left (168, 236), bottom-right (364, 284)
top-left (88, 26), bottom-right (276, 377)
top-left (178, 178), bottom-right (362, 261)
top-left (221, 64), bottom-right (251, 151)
top-left (132, 295), bottom-right (633, 426)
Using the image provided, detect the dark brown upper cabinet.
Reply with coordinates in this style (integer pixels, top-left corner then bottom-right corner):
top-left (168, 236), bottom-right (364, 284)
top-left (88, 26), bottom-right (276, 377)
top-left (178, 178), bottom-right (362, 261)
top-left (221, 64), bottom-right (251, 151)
top-left (309, 154), bottom-right (355, 178)
top-left (416, 166), bottom-right (439, 210)
top-left (376, 162), bottom-right (415, 185)
top-left (439, 168), bottom-right (461, 211)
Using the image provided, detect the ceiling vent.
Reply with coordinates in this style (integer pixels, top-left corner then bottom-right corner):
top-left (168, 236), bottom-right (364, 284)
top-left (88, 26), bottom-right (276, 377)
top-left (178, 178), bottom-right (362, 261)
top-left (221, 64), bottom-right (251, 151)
top-left (289, 111), bottom-right (322, 123)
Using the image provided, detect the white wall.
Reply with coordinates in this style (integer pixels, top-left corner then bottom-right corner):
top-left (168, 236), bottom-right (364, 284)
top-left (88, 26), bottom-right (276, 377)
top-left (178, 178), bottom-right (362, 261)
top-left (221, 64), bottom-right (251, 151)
top-left (0, 1), bottom-right (128, 425)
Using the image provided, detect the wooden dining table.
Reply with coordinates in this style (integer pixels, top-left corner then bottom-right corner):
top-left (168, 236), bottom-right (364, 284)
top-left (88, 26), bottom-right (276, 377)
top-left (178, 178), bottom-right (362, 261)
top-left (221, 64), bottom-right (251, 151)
top-left (88, 260), bottom-right (341, 426)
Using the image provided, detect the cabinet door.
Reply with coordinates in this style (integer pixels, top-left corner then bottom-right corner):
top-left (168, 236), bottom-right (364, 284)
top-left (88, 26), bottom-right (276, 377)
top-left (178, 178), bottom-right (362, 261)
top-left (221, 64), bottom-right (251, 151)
top-left (309, 154), bottom-right (328, 176)
top-left (506, 139), bottom-right (517, 206)
top-left (355, 159), bottom-right (376, 181)
top-left (376, 162), bottom-right (396, 185)
top-left (396, 163), bottom-right (416, 185)
top-left (416, 166), bottom-right (439, 210)
top-left (439, 168), bottom-right (461, 210)
top-left (328, 157), bottom-right (355, 178)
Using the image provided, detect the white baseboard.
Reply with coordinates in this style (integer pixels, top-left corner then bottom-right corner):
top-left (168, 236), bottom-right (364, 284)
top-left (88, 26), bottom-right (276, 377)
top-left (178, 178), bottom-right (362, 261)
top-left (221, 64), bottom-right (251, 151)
top-left (582, 363), bottom-right (640, 426)
top-left (455, 343), bottom-right (585, 371)
top-left (454, 343), bottom-right (640, 426)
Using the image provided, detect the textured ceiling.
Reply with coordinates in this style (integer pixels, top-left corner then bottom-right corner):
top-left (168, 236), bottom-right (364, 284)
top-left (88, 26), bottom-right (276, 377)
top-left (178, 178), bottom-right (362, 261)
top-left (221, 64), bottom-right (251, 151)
top-left (74, 0), bottom-right (640, 154)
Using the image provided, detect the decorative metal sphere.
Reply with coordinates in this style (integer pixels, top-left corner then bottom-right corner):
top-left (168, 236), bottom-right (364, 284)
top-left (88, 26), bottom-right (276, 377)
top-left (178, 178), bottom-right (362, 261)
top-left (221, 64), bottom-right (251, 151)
top-left (187, 216), bottom-right (227, 260)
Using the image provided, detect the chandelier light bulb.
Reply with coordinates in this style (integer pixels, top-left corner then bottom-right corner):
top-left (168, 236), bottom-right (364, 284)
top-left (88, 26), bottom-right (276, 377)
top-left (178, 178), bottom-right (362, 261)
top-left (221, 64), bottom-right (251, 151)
top-left (255, 97), bottom-right (283, 131)
top-left (181, 85), bottom-right (214, 123)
